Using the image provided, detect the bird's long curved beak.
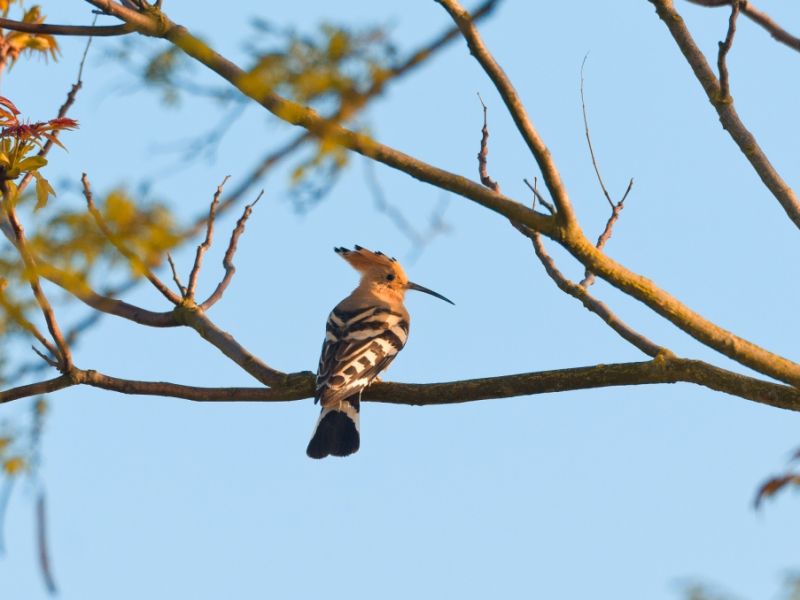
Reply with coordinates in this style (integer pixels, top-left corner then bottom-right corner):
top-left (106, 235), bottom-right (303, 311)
top-left (406, 281), bottom-right (455, 305)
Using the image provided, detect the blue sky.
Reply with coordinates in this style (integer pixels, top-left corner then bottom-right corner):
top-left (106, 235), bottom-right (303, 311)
top-left (2, 1), bottom-right (800, 598)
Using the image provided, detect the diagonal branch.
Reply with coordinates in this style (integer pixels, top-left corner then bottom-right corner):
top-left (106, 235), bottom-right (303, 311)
top-left (650, 0), bottom-right (800, 230)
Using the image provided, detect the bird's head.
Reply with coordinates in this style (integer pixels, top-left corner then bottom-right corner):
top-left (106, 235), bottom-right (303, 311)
top-left (334, 245), bottom-right (454, 305)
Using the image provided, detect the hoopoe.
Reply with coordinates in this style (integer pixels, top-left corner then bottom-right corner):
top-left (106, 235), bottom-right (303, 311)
top-left (306, 245), bottom-right (454, 459)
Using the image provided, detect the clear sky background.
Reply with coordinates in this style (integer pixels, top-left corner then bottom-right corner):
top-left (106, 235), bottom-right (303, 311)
top-left (1, 1), bottom-right (799, 599)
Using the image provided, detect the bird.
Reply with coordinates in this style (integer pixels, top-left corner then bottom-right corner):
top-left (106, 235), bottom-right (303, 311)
top-left (306, 245), bottom-right (454, 459)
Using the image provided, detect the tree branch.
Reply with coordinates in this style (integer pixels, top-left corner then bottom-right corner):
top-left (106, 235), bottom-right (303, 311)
top-left (200, 191), bottom-right (262, 311)
top-left (186, 176), bottom-right (228, 300)
top-left (650, 0), bottom-right (800, 230)
top-left (0, 18), bottom-right (131, 37)
top-left (3, 358), bottom-right (800, 414)
top-left (717, 0), bottom-right (741, 100)
top-left (684, 0), bottom-right (800, 54)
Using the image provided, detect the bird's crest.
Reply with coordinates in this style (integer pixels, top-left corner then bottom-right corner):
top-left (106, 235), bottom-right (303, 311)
top-left (334, 245), bottom-right (407, 281)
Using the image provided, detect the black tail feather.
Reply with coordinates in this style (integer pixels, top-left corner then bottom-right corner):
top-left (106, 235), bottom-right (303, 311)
top-left (306, 398), bottom-right (360, 459)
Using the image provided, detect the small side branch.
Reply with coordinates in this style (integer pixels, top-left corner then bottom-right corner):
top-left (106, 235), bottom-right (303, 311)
top-left (476, 94), bottom-right (499, 192)
top-left (717, 0), bottom-right (741, 100)
top-left (187, 176), bottom-right (229, 300)
top-left (200, 191), bottom-right (262, 310)
top-left (578, 58), bottom-right (634, 287)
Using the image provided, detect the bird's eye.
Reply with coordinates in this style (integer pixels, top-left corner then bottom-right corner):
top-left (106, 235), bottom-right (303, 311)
top-left (386, 273), bottom-right (395, 281)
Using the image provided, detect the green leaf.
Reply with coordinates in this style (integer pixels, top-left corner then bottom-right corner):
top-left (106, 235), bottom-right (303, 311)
top-left (17, 155), bottom-right (47, 171)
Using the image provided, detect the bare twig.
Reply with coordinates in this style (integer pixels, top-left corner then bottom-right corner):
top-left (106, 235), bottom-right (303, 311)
top-left (476, 94), bottom-right (499, 192)
top-left (187, 176), bottom-right (229, 299)
top-left (580, 178), bottom-right (634, 288)
top-left (684, 0), bottom-right (800, 54)
top-left (523, 178), bottom-right (555, 214)
top-left (166, 253), bottom-right (186, 296)
top-left (580, 55), bottom-right (614, 210)
top-left (717, 0), bottom-right (741, 100)
top-left (82, 173), bottom-right (181, 305)
top-left (200, 190), bottom-right (262, 311)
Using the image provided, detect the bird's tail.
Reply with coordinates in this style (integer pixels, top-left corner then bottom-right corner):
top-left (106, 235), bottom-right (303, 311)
top-left (306, 396), bottom-right (360, 459)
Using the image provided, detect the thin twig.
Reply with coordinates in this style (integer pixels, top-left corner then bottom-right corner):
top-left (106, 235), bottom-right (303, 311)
top-left (717, 0), bottom-right (741, 100)
top-left (186, 176), bottom-right (229, 300)
top-left (82, 173), bottom-right (181, 305)
top-left (476, 93), bottom-right (499, 192)
top-left (580, 55), bottom-right (614, 209)
top-left (200, 190), bottom-right (262, 311)
top-left (523, 178), bottom-right (555, 214)
top-left (166, 253), bottom-right (186, 297)
top-left (580, 178), bottom-right (634, 288)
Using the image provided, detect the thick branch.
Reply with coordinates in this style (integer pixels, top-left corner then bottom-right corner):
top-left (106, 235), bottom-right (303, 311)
top-left (650, 0), bottom-right (800, 230)
top-left (0, 18), bottom-right (131, 37)
top-left (4, 358), bottom-right (800, 414)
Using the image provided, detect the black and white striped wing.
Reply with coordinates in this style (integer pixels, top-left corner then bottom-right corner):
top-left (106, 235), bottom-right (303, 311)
top-left (316, 306), bottom-right (409, 406)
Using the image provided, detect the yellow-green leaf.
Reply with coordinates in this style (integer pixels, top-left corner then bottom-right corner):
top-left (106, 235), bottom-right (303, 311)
top-left (33, 171), bottom-right (55, 210)
top-left (18, 155), bottom-right (47, 171)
